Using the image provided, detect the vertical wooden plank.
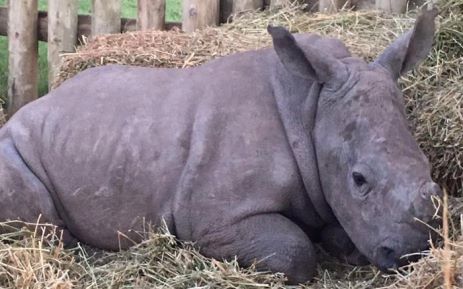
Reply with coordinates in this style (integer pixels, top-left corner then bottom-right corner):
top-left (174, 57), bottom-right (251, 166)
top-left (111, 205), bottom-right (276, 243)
top-left (319, 0), bottom-right (346, 13)
top-left (220, 0), bottom-right (234, 23)
top-left (0, 106), bottom-right (5, 126)
top-left (306, 0), bottom-right (319, 11)
top-left (48, 0), bottom-right (78, 89)
top-left (351, 0), bottom-right (375, 10)
top-left (137, 0), bottom-right (166, 31)
top-left (92, 0), bottom-right (121, 35)
top-left (375, 0), bottom-right (407, 13)
top-left (270, 0), bottom-right (289, 8)
top-left (427, 0), bottom-right (438, 9)
top-left (233, 0), bottom-right (263, 13)
top-left (7, 0), bottom-right (38, 115)
top-left (182, 0), bottom-right (219, 33)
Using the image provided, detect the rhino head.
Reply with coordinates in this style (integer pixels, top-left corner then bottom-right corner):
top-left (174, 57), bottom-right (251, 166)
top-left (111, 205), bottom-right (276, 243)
top-left (269, 8), bottom-right (441, 271)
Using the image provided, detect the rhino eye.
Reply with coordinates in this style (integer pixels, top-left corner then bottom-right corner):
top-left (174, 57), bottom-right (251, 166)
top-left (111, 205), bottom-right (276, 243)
top-left (352, 172), bottom-right (367, 187)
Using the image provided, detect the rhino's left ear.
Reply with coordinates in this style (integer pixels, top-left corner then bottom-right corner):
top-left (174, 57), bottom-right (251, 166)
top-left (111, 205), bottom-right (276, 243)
top-left (268, 25), bottom-right (347, 85)
top-left (374, 7), bottom-right (438, 79)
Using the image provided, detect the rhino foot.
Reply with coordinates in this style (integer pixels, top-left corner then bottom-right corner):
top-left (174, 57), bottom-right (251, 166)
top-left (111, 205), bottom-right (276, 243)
top-left (320, 223), bottom-right (369, 266)
top-left (196, 213), bottom-right (316, 285)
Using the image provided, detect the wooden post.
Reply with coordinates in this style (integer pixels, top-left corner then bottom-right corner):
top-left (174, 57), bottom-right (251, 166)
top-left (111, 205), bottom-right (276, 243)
top-left (0, 106), bottom-right (5, 126)
top-left (233, 0), bottom-right (263, 13)
top-left (375, 0), bottom-right (407, 13)
top-left (48, 0), bottom-right (78, 89)
top-left (319, 0), bottom-right (345, 13)
top-left (92, 0), bottom-right (121, 36)
top-left (427, 0), bottom-right (438, 9)
top-left (7, 0), bottom-right (38, 115)
top-left (220, 0), bottom-right (234, 23)
top-left (270, 0), bottom-right (289, 8)
top-left (182, 0), bottom-right (219, 33)
top-left (351, 0), bottom-right (374, 10)
top-left (137, 0), bottom-right (165, 30)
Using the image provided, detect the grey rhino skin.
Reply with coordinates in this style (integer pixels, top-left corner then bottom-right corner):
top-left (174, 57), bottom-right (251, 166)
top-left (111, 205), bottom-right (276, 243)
top-left (0, 8), bottom-right (441, 284)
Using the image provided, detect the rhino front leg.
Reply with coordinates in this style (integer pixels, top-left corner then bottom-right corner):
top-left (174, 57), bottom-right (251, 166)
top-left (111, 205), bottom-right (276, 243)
top-left (197, 214), bottom-right (316, 285)
top-left (320, 223), bottom-right (369, 266)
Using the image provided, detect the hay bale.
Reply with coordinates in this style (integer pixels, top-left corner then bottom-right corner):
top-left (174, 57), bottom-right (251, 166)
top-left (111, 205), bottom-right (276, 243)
top-left (54, 27), bottom-right (269, 86)
top-left (56, 0), bottom-right (463, 195)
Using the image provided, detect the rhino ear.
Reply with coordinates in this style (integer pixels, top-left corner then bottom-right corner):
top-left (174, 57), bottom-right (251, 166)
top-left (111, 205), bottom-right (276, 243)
top-left (374, 7), bottom-right (438, 79)
top-left (267, 26), bottom-right (346, 84)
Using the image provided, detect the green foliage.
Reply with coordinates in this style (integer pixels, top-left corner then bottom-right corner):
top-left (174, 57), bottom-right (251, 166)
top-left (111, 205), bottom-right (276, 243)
top-left (166, 0), bottom-right (182, 22)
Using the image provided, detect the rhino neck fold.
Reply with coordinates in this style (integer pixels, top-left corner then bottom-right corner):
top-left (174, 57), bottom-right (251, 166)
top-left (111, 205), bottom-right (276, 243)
top-left (271, 64), bottom-right (336, 224)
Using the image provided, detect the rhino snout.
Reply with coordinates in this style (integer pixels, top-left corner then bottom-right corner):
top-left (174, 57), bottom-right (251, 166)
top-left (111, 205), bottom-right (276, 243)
top-left (374, 240), bottom-right (429, 272)
top-left (375, 246), bottom-right (428, 272)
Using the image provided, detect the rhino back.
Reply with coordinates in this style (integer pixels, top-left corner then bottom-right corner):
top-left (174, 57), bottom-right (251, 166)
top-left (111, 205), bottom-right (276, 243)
top-left (2, 49), bottom-right (313, 249)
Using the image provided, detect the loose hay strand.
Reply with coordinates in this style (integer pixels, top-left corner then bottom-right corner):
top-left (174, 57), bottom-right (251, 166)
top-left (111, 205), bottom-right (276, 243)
top-left (443, 190), bottom-right (454, 289)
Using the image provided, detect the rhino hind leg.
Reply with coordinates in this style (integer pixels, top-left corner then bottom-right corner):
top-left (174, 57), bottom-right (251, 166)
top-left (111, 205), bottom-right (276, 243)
top-left (197, 214), bottom-right (316, 285)
top-left (0, 135), bottom-right (74, 245)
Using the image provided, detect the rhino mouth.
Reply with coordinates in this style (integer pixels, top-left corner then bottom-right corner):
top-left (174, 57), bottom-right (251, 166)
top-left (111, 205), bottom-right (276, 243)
top-left (373, 239), bottom-right (431, 272)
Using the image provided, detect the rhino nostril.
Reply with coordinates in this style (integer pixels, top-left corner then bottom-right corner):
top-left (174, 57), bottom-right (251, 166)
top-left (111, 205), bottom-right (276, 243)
top-left (377, 246), bottom-right (398, 272)
top-left (379, 246), bottom-right (395, 259)
top-left (420, 191), bottom-right (428, 199)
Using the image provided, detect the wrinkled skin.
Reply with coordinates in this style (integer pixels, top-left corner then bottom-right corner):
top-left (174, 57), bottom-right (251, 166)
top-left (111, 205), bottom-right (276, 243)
top-left (0, 8), bottom-right (440, 284)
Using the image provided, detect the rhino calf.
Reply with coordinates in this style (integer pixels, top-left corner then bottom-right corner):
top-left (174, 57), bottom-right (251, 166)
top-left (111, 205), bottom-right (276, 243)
top-left (0, 8), bottom-right (440, 284)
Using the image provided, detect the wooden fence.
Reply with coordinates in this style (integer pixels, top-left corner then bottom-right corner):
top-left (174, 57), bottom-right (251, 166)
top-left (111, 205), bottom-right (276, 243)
top-left (0, 0), bottom-right (408, 115)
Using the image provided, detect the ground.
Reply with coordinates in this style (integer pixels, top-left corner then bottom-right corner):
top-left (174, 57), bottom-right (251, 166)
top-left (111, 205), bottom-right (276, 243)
top-left (0, 0), bottom-right (181, 101)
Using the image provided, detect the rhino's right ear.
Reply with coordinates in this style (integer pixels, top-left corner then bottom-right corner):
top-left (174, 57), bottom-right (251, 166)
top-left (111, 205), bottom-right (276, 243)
top-left (374, 7), bottom-right (438, 79)
top-left (268, 26), bottom-right (346, 85)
